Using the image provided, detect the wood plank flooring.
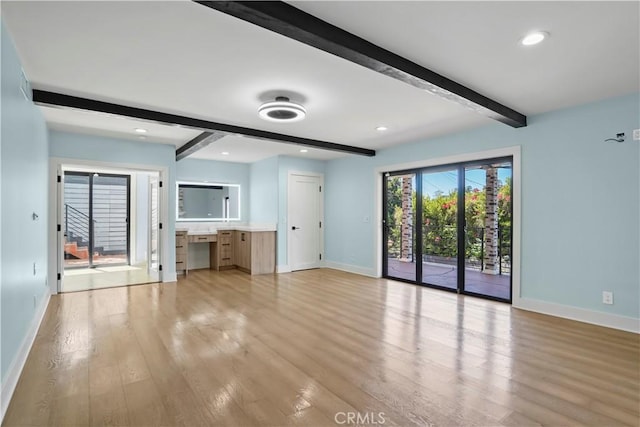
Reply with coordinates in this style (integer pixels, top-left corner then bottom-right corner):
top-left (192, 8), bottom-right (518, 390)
top-left (3, 268), bottom-right (639, 426)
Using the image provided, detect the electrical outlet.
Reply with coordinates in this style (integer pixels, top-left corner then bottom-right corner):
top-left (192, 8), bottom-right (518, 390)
top-left (633, 129), bottom-right (640, 141)
top-left (602, 291), bottom-right (614, 305)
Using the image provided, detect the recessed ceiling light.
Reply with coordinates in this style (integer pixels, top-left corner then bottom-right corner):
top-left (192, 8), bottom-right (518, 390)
top-left (376, 126), bottom-right (388, 131)
top-left (258, 96), bottom-right (306, 122)
top-left (221, 151), bottom-right (229, 155)
top-left (134, 128), bottom-right (147, 133)
top-left (521, 31), bottom-right (548, 46)
top-left (300, 149), bottom-right (308, 153)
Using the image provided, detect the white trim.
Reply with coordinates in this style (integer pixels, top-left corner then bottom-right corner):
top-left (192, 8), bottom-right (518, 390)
top-left (323, 262), bottom-right (377, 278)
top-left (514, 297), bottom-right (640, 333)
top-left (49, 157), bottom-right (170, 293)
top-left (1, 292), bottom-right (50, 422)
top-left (163, 272), bottom-right (178, 283)
top-left (286, 171), bottom-right (324, 271)
top-left (373, 146), bottom-right (522, 304)
top-left (276, 264), bottom-right (292, 273)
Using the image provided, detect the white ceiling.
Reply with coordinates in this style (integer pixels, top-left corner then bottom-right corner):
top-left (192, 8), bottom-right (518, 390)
top-left (2, 1), bottom-right (638, 163)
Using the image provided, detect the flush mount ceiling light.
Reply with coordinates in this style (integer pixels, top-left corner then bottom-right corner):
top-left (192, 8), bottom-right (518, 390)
top-left (221, 151), bottom-right (229, 155)
top-left (134, 127), bottom-right (147, 133)
top-left (376, 126), bottom-right (388, 131)
top-left (299, 149), bottom-right (308, 153)
top-left (258, 96), bottom-right (306, 122)
top-left (521, 31), bottom-right (549, 46)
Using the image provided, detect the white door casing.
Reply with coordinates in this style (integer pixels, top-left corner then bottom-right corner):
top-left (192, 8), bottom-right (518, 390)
top-left (288, 172), bottom-right (323, 271)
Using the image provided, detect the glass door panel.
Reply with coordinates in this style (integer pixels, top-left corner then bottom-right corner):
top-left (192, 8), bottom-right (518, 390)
top-left (63, 172), bottom-right (91, 269)
top-left (463, 162), bottom-right (512, 300)
top-left (91, 174), bottom-right (130, 266)
top-left (421, 169), bottom-right (458, 289)
top-left (384, 173), bottom-right (417, 282)
top-left (148, 175), bottom-right (160, 281)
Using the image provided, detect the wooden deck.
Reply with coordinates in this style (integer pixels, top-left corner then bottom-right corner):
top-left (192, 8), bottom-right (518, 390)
top-left (3, 268), bottom-right (638, 426)
top-left (388, 258), bottom-right (511, 300)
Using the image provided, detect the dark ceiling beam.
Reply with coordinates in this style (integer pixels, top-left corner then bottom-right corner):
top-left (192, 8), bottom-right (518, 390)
top-left (32, 90), bottom-right (376, 158)
top-left (176, 131), bottom-right (226, 161)
top-left (194, 1), bottom-right (527, 128)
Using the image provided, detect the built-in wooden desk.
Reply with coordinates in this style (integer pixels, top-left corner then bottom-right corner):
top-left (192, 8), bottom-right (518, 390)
top-left (176, 229), bottom-right (275, 275)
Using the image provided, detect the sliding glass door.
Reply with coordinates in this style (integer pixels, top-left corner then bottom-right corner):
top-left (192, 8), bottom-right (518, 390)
top-left (463, 161), bottom-right (512, 300)
top-left (421, 168), bottom-right (458, 290)
top-left (383, 157), bottom-right (513, 302)
top-left (63, 171), bottom-right (130, 269)
top-left (383, 172), bottom-right (417, 282)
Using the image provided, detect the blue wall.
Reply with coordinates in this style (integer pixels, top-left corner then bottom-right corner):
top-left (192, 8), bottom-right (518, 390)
top-left (249, 156), bottom-right (279, 223)
top-left (176, 158), bottom-right (250, 221)
top-left (325, 93), bottom-right (640, 319)
top-left (1, 22), bottom-right (50, 381)
top-left (49, 130), bottom-right (177, 276)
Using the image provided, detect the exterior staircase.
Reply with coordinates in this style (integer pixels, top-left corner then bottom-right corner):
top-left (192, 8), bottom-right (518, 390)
top-left (64, 240), bottom-right (89, 260)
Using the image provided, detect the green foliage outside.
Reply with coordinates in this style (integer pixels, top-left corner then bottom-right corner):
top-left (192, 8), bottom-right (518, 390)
top-left (386, 175), bottom-right (511, 269)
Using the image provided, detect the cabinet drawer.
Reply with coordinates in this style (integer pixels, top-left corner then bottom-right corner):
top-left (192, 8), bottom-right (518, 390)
top-left (176, 260), bottom-right (186, 270)
top-left (219, 256), bottom-right (233, 266)
top-left (176, 252), bottom-right (187, 263)
top-left (175, 232), bottom-right (188, 246)
top-left (188, 234), bottom-right (216, 243)
top-left (218, 231), bottom-right (232, 237)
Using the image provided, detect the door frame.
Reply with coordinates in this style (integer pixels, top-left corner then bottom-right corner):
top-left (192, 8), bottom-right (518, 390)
top-left (49, 158), bottom-right (168, 295)
top-left (374, 146), bottom-right (521, 304)
top-left (287, 171), bottom-right (324, 272)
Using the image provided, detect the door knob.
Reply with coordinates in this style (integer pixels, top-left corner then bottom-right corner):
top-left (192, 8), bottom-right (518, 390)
top-left (291, 226), bottom-right (300, 230)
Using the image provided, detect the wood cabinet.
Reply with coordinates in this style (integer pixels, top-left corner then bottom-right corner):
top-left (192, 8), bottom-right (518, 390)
top-left (178, 229), bottom-right (275, 275)
top-left (234, 231), bottom-right (275, 275)
top-left (214, 230), bottom-right (234, 270)
top-left (175, 231), bottom-right (188, 275)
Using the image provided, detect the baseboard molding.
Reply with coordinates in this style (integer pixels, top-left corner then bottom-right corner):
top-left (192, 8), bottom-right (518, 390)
top-left (514, 297), bottom-right (639, 333)
top-left (163, 272), bottom-right (178, 283)
top-left (276, 265), bottom-right (291, 274)
top-left (323, 261), bottom-right (378, 278)
top-left (1, 292), bottom-right (51, 422)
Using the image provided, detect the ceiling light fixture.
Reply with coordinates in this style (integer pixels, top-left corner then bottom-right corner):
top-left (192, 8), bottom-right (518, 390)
top-left (258, 96), bottom-right (306, 122)
top-left (134, 128), bottom-right (147, 133)
top-left (521, 31), bottom-right (548, 46)
top-left (376, 126), bottom-right (388, 131)
top-left (300, 149), bottom-right (308, 153)
top-left (221, 151), bottom-right (229, 155)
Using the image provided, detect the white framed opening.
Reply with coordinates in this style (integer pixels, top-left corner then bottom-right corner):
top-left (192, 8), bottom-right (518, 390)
top-left (48, 157), bottom-right (170, 294)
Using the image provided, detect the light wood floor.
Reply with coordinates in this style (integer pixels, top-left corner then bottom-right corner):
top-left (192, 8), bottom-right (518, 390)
top-left (4, 269), bottom-right (639, 426)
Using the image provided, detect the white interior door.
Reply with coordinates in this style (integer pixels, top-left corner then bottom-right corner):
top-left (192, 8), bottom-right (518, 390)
top-left (288, 173), bottom-right (323, 271)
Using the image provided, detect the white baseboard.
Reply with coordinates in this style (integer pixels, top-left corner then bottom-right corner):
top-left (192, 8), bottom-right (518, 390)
top-left (276, 265), bottom-right (291, 274)
top-left (1, 292), bottom-right (51, 422)
top-left (163, 272), bottom-right (178, 283)
top-left (514, 297), bottom-right (639, 333)
top-left (323, 261), bottom-right (378, 278)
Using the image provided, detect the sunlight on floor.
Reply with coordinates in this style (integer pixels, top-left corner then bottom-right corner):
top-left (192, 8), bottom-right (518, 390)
top-left (62, 263), bottom-right (159, 292)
